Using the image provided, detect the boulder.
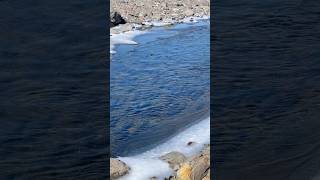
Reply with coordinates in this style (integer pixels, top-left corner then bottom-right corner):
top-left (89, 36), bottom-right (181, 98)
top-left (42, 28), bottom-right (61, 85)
top-left (176, 146), bottom-right (210, 180)
top-left (110, 11), bottom-right (126, 27)
top-left (160, 151), bottom-right (187, 171)
top-left (202, 169), bottom-right (210, 180)
top-left (110, 158), bottom-right (130, 179)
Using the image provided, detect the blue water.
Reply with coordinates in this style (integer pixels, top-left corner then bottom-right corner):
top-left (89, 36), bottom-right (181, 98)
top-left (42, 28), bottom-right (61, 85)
top-left (110, 21), bottom-right (210, 156)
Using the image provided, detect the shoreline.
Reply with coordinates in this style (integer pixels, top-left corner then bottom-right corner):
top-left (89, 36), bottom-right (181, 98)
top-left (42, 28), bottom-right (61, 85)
top-left (110, 17), bottom-right (210, 54)
top-left (111, 144), bottom-right (210, 180)
top-left (110, 0), bottom-right (210, 34)
top-left (110, 116), bottom-right (210, 180)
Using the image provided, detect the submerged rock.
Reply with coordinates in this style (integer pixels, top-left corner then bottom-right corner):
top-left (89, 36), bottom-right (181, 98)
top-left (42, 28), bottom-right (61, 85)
top-left (110, 158), bottom-right (130, 179)
top-left (160, 151), bottom-right (187, 171)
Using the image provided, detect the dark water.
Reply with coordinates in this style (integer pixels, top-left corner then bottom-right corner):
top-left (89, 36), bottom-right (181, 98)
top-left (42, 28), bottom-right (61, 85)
top-left (111, 21), bottom-right (210, 156)
top-left (213, 0), bottom-right (320, 180)
top-left (0, 1), bottom-right (108, 179)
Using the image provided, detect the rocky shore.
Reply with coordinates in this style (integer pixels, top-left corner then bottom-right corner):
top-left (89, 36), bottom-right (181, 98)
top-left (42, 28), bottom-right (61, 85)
top-left (110, 144), bottom-right (210, 180)
top-left (110, 0), bottom-right (210, 34)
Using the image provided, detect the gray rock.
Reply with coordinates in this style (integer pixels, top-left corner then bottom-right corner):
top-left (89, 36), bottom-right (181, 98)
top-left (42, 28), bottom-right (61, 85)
top-left (185, 9), bottom-right (194, 16)
top-left (160, 151), bottom-right (187, 171)
top-left (110, 158), bottom-right (130, 179)
top-left (111, 23), bottom-right (134, 34)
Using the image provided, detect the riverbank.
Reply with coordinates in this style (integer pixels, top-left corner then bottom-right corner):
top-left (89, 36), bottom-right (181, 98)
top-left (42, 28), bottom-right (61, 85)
top-left (110, 115), bottom-right (210, 180)
top-left (110, 0), bottom-right (210, 34)
top-left (111, 144), bottom-right (210, 180)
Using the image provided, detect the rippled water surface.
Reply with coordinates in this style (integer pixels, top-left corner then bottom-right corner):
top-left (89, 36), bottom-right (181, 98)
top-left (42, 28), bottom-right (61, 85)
top-left (0, 1), bottom-right (107, 179)
top-left (111, 21), bottom-right (210, 156)
top-left (213, 1), bottom-right (320, 179)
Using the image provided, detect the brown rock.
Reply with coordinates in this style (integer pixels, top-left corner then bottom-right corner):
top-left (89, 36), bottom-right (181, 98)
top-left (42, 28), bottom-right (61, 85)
top-left (110, 158), bottom-right (130, 179)
top-left (176, 146), bottom-right (210, 180)
top-left (202, 169), bottom-right (210, 180)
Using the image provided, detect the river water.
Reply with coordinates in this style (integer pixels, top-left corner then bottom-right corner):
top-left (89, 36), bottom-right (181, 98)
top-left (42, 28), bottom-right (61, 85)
top-left (110, 20), bottom-right (210, 157)
top-left (213, 1), bottom-right (320, 179)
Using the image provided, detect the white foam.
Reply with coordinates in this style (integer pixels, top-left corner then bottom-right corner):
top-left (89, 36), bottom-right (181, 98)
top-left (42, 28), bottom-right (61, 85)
top-left (118, 157), bottom-right (173, 180)
top-left (181, 15), bottom-right (211, 24)
top-left (110, 30), bottom-right (146, 54)
top-left (145, 21), bottom-right (174, 27)
top-left (109, 16), bottom-right (210, 54)
top-left (117, 116), bottom-right (210, 180)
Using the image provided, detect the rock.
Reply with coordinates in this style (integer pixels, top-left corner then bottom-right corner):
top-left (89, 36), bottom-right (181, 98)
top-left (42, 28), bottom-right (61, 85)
top-left (167, 176), bottom-right (177, 180)
top-left (201, 144), bottom-right (210, 156)
top-left (177, 163), bottom-right (193, 180)
top-left (110, 0), bottom-right (210, 26)
top-left (160, 151), bottom-right (187, 171)
top-left (110, 11), bottom-right (126, 27)
top-left (185, 9), bottom-right (194, 17)
top-left (196, 0), bottom-right (210, 6)
top-left (176, 146), bottom-right (210, 180)
top-left (189, 155), bottom-right (209, 180)
top-left (187, 141), bottom-right (195, 146)
top-left (202, 169), bottom-right (210, 180)
top-left (110, 158), bottom-right (130, 179)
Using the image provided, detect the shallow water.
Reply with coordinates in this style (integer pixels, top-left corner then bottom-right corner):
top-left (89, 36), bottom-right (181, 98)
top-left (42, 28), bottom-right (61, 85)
top-left (213, 1), bottom-right (320, 179)
top-left (111, 21), bottom-right (210, 156)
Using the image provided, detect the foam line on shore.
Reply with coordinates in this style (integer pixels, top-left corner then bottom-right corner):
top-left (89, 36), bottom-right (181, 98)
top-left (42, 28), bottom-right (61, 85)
top-left (118, 116), bottom-right (210, 180)
top-left (110, 30), bottom-right (146, 54)
top-left (110, 16), bottom-right (210, 54)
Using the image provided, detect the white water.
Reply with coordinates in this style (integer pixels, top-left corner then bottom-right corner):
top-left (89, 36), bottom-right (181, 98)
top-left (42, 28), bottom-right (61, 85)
top-left (110, 16), bottom-right (210, 54)
top-left (117, 116), bottom-right (210, 180)
top-left (110, 30), bottom-right (146, 54)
